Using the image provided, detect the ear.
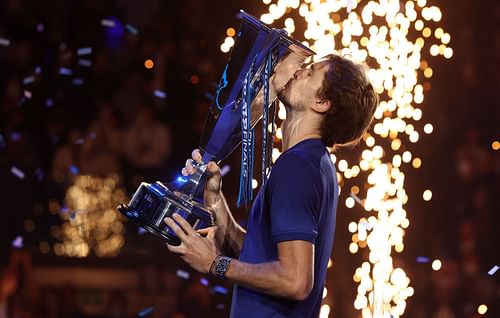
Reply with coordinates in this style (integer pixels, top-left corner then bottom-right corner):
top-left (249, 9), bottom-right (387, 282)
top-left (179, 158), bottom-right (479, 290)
top-left (312, 99), bottom-right (331, 114)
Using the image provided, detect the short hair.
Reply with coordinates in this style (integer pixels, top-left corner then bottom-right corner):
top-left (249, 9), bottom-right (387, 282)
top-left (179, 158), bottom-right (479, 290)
top-left (317, 54), bottom-right (378, 148)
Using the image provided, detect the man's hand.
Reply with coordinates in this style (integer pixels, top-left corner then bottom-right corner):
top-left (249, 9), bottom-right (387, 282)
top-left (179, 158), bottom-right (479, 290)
top-left (165, 213), bottom-right (219, 274)
top-left (182, 149), bottom-right (222, 208)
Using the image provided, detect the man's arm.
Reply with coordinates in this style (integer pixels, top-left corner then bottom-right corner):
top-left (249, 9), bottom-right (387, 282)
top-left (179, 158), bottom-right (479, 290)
top-left (166, 214), bottom-right (314, 301)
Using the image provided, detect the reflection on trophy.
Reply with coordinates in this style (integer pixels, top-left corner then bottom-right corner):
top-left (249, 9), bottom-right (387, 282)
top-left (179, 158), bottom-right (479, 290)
top-left (117, 11), bottom-right (315, 246)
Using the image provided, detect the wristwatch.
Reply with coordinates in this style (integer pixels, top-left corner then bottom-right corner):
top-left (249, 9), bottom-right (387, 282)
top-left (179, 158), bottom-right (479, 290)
top-left (213, 256), bottom-right (232, 279)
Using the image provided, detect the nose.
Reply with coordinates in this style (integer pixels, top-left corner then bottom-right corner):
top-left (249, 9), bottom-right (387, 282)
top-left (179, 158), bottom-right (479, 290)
top-left (293, 68), bottom-right (307, 79)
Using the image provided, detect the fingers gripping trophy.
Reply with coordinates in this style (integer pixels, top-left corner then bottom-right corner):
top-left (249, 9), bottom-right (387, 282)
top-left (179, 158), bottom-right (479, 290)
top-left (118, 11), bottom-right (315, 246)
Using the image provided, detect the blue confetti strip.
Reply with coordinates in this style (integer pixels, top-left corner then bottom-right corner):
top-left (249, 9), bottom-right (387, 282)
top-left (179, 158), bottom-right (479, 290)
top-left (12, 236), bottom-right (23, 248)
top-left (45, 98), bottom-right (53, 107)
top-left (153, 90), bottom-right (167, 99)
top-left (35, 168), bottom-right (44, 181)
top-left (220, 165), bottom-right (231, 177)
top-left (35, 66), bottom-right (42, 74)
top-left (488, 265), bottom-right (499, 276)
top-left (23, 75), bottom-right (35, 85)
top-left (138, 307), bottom-right (154, 317)
top-left (0, 38), bottom-right (10, 46)
top-left (36, 23), bottom-right (44, 32)
top-left (69, 165), bottom-right (79, 175)
top-left (77, 47), bottom-right (92, 56)
top-left (10, 132), bottom-right (21, 141)
top-left (78, 59), bottom-right (92, 67)
top-left (216, 304), bottom-right (225, 310)
top-left (72, 78), bottom-right (84, 86)
top-left (416, 256), bottom-right (430, 263)
top-left (11, 166), bottom-right (25, 179)
top-left (200, 278), bottom-right (209, 286)
top-left (176, 269), bottom-right (190, 280)
top-left (59, 67), bottom-right (73, 75)
top-left (125, 24), bottom-right (139, 35)
top-left (213, 285), bottom-right (228, 295)
top-left (204, 92), bottom-right (214, 101)
top-left (137, 227), bottom-right (147, 235)
top-left (101, 19), bottom-right (116, 28)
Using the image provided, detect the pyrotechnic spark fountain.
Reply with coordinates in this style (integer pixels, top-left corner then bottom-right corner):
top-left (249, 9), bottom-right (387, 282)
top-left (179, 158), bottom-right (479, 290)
top-left (222, 1), bottom-right (451, 316)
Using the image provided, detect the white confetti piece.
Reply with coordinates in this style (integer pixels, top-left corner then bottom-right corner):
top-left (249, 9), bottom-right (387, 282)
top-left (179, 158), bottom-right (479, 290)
top-left (77, 47), bottom-right (92, 56)
top-left (221, 165), bottom-right (231, 176)
top-left (0, 38), bottom-right (10, 46)
top-left (23, 76), bottom-right (35, 85)
top-left (347, 0), bottom-right (355, 13)
top-left (11, 166), bottom-right (25, 179)
top-left (138, 307), bottom-right (154, 317)
top-left (59, 67), bottom-right (73, 75)
top-left (12, 236), bottom-right (23, 248)
top-left (176, 269), bottom-right (190, 280)
top-left (488, 265), bottom-right (499, 276)
top-left (154, 90), bottom-right (167, 99)
top-left (24, 90), bottom-right (32, 99)
top-left (78, 59), bottom-right (92, 67)
top-left (125, 24), bottom-right (138, 35)
top-left (101, 19), bottom-right (116, 28)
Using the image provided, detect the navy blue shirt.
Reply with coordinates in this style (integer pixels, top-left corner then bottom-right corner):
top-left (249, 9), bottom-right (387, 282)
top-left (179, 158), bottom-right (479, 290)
top-left (230, 138), bottom-right (338, 318)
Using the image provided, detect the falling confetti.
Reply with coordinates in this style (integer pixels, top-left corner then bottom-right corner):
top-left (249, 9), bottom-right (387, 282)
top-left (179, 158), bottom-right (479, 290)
top-left (213, 285), bottom-right (228, 295)
top-left (137, 227), bottom-right (147, 235)
top-left (216, 304), bottom-right (225, 310)
top-left (138, 307), bottom-right (154, 317)
top-left (69, 165), bottom-right (79, 175)
top-left (221, 165), bottom-right (231, 177)
top-left (200, 278), bottom-right (209, 286)
top-left (36, 23), bottom-right (44, 32)
top-left (35, 168), bottom-right (44, 181)
top-left (416, 256), bottom-right (430, 263)
top-left (10, 132), bottom-right (21, 141)
top-left (153, 90), bottom-right (167, 99)
top-left (349, 192), bottom-right (364, 207)
top-left (176, 269), bottom-right (190, 280)
top-left (77, 47), bottom-right (92, 56)
top-left (12, 236), bottom-right (23, 248)
top-left (0, 38), bottom-right (10, 46)
top-left (59, 67), bottom-right (73, 76)
top-left (11, 166), bottom-right (25, 179)
top-left (125, 23), bottom-right (139, 35)
top-left (24, 90), bottom-right (32, 99)
top-left (346, 0), bottom-right (355, 13)
top-left (78, 59), bottom-right (92, 67)
top-left (45, 98), bottom-right (53, 107)
top-left (101, 19), bottom-right (116, 28)
top-left (488, 265), bottom-right (499, 276)
top-left (72, 78), bottom-right (84, 86)
top-left (23, 75), bottom-right (35, 85)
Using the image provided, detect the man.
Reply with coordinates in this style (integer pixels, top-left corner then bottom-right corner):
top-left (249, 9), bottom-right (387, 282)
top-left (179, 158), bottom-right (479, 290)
top-left (164, 54), bottom-right (378, 317)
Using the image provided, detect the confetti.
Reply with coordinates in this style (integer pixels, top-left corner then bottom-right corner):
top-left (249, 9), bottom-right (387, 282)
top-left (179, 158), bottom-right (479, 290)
top-left (35, 168), bottom-right (44, 181)
top-left (488, 265), bottom-right (499, 276)
top-left (72, 78), bottom-right (84, 86)
top-left (23, 75), bottom-right (35, 85)
top-left (74, 138), bottom-right (85, 145)
top-left (416, 256), bottom-right (430, 263)
top-left (176, 269), bottom-right (190, 280)
top-left (101, 19), bottom-right (116, 28)
top-left (78, 59), bottom-right (92, 67)
top-left (89, 132), bottom-right (96, 139)
top-left (11, 166), bottom-right (25, 179)
top-left (350, 192), bottom-right (364, 207)
top-left (35, 66), bottom-right (42, 74)
top-left (12, 236), bottom-right (23, 248)
top-left (125, 24), bottom-right (139, 35)
top-left (200, 278), bottom-right (209, 286)
top-left (138, 307), bottom-right (154, 317)
top-left (45, 98), bottom-right (54, 107)
top-left (77, 47), bottom-right (92, 56)
top-left (61, 52), bottom-right (73, 60)
top-left (137, 227), bottom-right (147, 235)
top-left (36, 23), bottom-right (44, 32)
top-left (153, 90), bottom-right (167, 99)
top-left (59, 67), bottom-right (73, 75)
top-left (58, 42), bottom-right (67, 51)
top-left (24, 90), bottom-right (32, 99)
top-left (359, 220), bottom-right (373, 231)
top-left (221, 165), bottom-right (231, 177)
top-left (10, 132), bottom-right (21, 141)
top-left (216, 304), bottom-right (225, 310)
top-left (0, 38), bottom-right (10, 46)
top-left (69, 165), bottom-right (79, 175)
top-left (204, 92), bottom-right (214, 101)
top-left (346, 0), bottom-right (355, 13)
top-left (213, 285), bottom-right (228, 295)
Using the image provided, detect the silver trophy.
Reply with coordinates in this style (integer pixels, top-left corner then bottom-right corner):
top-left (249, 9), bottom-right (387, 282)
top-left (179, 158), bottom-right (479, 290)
top-left (118, 11), bottom-right (315, 245)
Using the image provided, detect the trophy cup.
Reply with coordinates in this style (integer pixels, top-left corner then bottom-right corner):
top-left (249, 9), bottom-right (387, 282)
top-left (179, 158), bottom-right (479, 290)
top-left (117, 11), bottom-right (315, 246)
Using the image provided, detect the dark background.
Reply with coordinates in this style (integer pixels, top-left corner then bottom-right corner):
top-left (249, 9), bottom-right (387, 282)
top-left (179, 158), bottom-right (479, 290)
top-left (0, 0), bottom-right (499, 317)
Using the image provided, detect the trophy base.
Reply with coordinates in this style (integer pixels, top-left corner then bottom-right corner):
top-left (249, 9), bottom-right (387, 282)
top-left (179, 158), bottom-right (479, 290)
top-left (118, 181), bottom-right (213, 246)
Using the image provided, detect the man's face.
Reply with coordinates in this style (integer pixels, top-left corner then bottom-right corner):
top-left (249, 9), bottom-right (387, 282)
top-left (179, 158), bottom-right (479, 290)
top-left (278, 60), bottom-right (330, 111)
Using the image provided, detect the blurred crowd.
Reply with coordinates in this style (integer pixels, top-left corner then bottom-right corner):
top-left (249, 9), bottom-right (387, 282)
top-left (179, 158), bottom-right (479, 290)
top-left (0, 0), bottom-right (499, 317)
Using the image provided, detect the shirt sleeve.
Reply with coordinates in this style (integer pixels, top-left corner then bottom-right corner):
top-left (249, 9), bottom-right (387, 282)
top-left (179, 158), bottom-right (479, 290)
top-left (267, 152), bottom-right (321, 244)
